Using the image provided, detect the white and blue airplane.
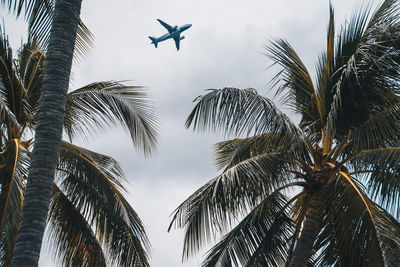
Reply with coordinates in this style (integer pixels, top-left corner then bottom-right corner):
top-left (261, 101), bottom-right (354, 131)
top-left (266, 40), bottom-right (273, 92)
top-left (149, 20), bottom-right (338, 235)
top-left (149, 19), bottom-right (192, 51)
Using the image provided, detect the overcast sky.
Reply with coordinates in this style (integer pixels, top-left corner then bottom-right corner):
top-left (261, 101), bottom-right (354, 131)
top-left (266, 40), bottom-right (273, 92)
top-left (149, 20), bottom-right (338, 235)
top-left (2, 0), bottom-right (382, 266)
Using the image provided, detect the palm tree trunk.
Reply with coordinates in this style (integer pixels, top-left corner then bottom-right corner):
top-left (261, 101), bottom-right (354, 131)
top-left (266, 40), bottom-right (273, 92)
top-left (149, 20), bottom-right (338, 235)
top-left (287, 194), bottom-right (323, 267)
top-left (10, 0), bottom-right (82, 266)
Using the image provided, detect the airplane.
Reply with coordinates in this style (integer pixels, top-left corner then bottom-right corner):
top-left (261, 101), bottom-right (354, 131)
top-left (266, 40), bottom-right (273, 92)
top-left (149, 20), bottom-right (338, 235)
top-left (148, 19), bottom-right (192, 51)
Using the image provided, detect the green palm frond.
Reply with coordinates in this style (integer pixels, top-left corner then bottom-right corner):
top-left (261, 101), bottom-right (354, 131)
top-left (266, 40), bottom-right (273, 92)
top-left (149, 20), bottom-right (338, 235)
top-left (0, 140), bottom-right (29, 266)
top-left (350, 147), bottom-right (400, 215)
top-left (0, 95), bottom-right (20, 138)
top-left (266, 39), bottom-right (319, 130)
top-left (366, 162), bottom-right (400, 219)
top-left (48, 184), bottom-right (106, 267)
top-left (57, 140), bottom-right (125, 189)
top-left (322, 4), bottom-right (371, 139)
top-left (169, 151), bottom-right (296, 259)
top-left (214, 132), bottom-right (298, 171)
top-left (15, 39), bottom-right (45, 129)
top-left (202, 192), bottom-right (292, 267)
top-left (57, 141), bottom-right (150, 267)
top-left (0, 26), bottom-right (21, 122)
top-left (65, 81), bottom-right (159, 155)
top-left (0, 0), bottom-right (93, 58)
top-left (186, 88), bottom-right (306, 147)
top-left (314, 176), bottom-right (385, 266)
top-left (0, 0), bottom-right (50, 19)
top-left (350, 102), bottom-right (400, 153)
top-left (312, 3), bottom-right (336, 124)
top-left (365, 0), bottom-right (400, 37)
top-left (28, 10), bottom-right (93, 60)
top-left (0, 25), bottom-right (37, 133)
top-left (324, 0), bottom-right (400, 138)
top-left (373, 208), bottom-right (400, 266)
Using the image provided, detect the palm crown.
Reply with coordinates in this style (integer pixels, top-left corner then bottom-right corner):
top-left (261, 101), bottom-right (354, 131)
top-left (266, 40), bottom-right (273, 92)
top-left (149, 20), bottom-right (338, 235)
top-left (169, 1), bottom-right (400, 266)
top-left (0, 28), bottom-right (158, 266)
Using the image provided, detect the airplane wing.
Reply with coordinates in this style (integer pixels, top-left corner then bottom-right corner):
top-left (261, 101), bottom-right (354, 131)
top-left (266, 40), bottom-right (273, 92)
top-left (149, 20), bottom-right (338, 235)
top-left (173, 36), bottom-right (180, 51)
top-left (157, 19), bottom-right (173, 33)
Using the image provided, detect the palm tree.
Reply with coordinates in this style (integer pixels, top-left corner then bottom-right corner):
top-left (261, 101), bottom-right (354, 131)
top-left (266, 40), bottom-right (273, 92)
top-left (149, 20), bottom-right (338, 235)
top-left (0, 0), bottom-right (93, 58)
top-left (0, 29), bottom-right (158, 266)
top-left (1, 0), bottom-right (102, 265)
top-left (169, 1), bottom-right (400, 266)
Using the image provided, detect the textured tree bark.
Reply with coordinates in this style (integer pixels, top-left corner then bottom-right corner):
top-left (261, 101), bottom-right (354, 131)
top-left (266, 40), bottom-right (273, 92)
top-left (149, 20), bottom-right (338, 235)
top-left (10, 0), bottom-right (82, 266)
top-left (287, 194), bottom-right (323, 267)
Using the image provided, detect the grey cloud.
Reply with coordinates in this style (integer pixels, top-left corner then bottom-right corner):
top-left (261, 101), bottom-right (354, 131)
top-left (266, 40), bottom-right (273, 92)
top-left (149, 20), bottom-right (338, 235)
top-left (4, 0), bottom-right (380, 266)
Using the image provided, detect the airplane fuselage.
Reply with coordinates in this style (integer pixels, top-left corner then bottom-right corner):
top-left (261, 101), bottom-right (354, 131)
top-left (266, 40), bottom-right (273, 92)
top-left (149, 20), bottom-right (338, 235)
top-left (154, 24), bottom-right (191, 42)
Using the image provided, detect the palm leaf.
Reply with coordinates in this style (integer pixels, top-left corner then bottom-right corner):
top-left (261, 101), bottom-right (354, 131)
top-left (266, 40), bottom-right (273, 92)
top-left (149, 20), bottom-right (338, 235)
top-left (47, 184), bottom-right (107, 267)
top-left (266, 39), bottom-right (319, 134)
top-left (373, 208), bottom-right (400, 266)
top-left (202, 192), bottom-right (293, 267)
top-left (324, 0), bottom-right (400, 138)
top-left (57, 141), bottom-right (150, 266)
top-left (214, 132), bottom-right (299, 171)
top-left (0, 25), bottom-right (23, 125)
top-left (349, 147), bottom-right (400, 216)
top-left (186, 87), bottom-right (306, 150)
top-left (0, 140), bottom-right (29, 267)
top-left (322, 3), bottom-right (371, 139)
top-left (350, 102), bottom-right (400, 153)
top-left (168, 151), bottom-right (295, 259)
top-left (65, 81), bottom-right (159, 155)
top-left (0, 26), bottom-right (44, 132)
top-left (314, 176), bottom-right (385, 266)
top-left (14, 39), bottom-right (45, 129)
top-left (0, 93), bottom-right (20, 137)
top-left (1, 0), bottom-right (93, 58)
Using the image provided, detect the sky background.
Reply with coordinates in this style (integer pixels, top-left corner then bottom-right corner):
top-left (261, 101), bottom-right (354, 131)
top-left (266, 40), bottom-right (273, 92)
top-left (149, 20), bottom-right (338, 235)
top-left (2, 0), bottom-right (382, 266)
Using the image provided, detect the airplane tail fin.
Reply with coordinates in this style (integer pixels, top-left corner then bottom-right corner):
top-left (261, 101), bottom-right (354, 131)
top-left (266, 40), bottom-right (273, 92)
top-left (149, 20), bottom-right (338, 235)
top-left (148, 36), bottom-right (158, 48)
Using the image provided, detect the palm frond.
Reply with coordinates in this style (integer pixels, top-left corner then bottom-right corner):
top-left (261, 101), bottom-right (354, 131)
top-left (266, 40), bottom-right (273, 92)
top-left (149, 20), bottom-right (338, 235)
top-left (314, 176), bottom-right (385, 266)
top-left (350, 147), bottom-right (400, 216)
top-left (266, 39), bottom-right (320, 133)
top-left (322, 3), bottom-right (371, 139)
top-left (365, 0), bottom-right (400, 36)
top-left (324, 0), bottom-right (400, 138)
top-left (202, 193), bottom-right (293, 267)
top-left (315, 4), bottom-right (338, 150)
top-left (57, 141), bottom-right (150, 266)
top-left (186, 87), bottom-right (306, 150)
top-left (0, 0), bottom-right (94, 59)
top-left (0, 0), bottom-right (50, 19)
top-left (0, 25), bottom-right (22, 124)
top-left (169, 151), bottom-right (295, 259)
top-left (214, 132), bottom-right (299, 171)
top-left (373, 208), bottom-right (400, 266)
top-left (65, 81), bottom-right (159, 155)
top-left (15, 39), bottom-right (45, 129)
top-left (29, 11), bottom-right (94, 60)
top-left (0, 92), bottom-right (20, 137)
top-left (48, 184), bottom-right (107, 267)
top-left (350, 102), bottom-right (400, 153)
top-left (0, 140), bottom-right (29, 266)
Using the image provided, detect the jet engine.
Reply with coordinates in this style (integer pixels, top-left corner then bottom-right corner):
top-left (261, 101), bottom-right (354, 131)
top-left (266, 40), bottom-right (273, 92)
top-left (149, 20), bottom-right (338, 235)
top-left (180, 36), bottom-right (185, 40)
top-left (172, 25), bottom-right (178, 31)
